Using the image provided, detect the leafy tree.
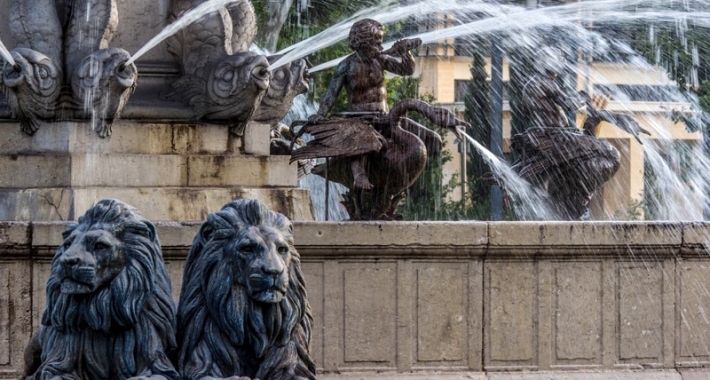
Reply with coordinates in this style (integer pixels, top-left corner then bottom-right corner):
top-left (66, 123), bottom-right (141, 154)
top-left (463, 38), bottom-right (491, 202)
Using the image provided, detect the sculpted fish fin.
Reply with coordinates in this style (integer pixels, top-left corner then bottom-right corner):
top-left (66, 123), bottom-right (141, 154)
top-left (168, 76), bottom-right (205, 99)
top-left (20, 117), bottom-right (41, 136)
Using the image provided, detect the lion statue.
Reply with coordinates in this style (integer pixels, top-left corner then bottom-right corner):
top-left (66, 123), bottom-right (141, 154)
top-left (176, 198), bottom-right (316, 380)
top-left (23, 199), bottom-right (179, 380)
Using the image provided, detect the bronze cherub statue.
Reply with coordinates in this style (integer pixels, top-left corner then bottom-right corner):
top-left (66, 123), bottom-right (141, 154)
top-left (291, 19), bottom-right (469, 220)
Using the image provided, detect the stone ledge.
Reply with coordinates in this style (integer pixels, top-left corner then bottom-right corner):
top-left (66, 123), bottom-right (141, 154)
top-left (295, 221), bottom-right (489, 247)
top-left (0, 222), bottom-right (32, 249)
top-left (317, 372), bottom-right (487, 379)
top-left (488, 222), bottom-right (683, 256)
top-left (317, 370), bottom-right (685, 380)
top-left (0, 121), bottom-right (241, 155)
top-left (10, 221), bottom-right (710, 259)
top-left (486, 370), bottom-right (682, 380)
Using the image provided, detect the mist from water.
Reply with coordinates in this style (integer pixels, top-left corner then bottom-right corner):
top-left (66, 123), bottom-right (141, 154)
top-left (285, 0), bottom-right (710, 221)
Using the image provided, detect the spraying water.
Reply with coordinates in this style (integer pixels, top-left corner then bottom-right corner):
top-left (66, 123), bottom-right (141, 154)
top-left (0, 38), bottom-right (15, 67)
top-left (127, 0), bottom-right (246, 65)
top-left (461, 131), bottom-right (555, 220)
top-left (269, 0), bottom-right (520, 70)
top-left (310, 0), bottom-right (710, 73)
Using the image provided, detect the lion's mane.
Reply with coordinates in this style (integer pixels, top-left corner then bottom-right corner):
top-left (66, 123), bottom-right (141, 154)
top-left (177, 199), bottom-right (316, 380)
top-left (28, 199), bottom-right (178, 380)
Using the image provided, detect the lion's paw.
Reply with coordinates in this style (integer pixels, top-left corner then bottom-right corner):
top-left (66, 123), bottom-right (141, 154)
top-left (127, 375), bottom-right (168, 380)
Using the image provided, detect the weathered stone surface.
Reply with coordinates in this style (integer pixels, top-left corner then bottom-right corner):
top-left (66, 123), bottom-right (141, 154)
top-left (553, 263), bottom-right (602, 364)
top-left (0, 261), bottom-right (31, 378)
top-left (4, 222), bottom-right (710, 379)
top-left (71, 154), bottom-right (186, 187)
top-left (679, 369), bottom-right (710, 380)
top-left (416, 265), bottom-right (467, 363)
top-left (187, 155), bottom-right (297, 187)
top-left (487, 371), bottom-right (681, 380)
top-left (618, 264), bottom-right (663, 362)
top-left (0, 188), bottom-right (313, 222)
top-left (318, 374), bottom-right (487, 380)
top-left (678, 263), bottom-right (710, 358)
top-left (243, 121), bottom-right (271, 156)
top-left (0, 154), bottom-right (71, 188)
top-left (343, 265), bottom-right (397, 365)
top-left (486, 262), bottom-right (536, 366)
top-left (488, 222), bottom-right (682, 255)
top-left (0, 222), bottom-right (30, 248)
top-left (295, 222), bottom-right (488, 249)
top-left (0, 122), bottom-right (240, 155)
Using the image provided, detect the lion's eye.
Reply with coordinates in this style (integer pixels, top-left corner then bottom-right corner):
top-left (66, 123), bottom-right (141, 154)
top-left (94, 242), bottom-right (111, 251)
top-left (278, 246), bottom-right (289, 255)
top-left (240, 245), bottom-right (255, 253)
top-left (62, 239), bottom-right (73, 249)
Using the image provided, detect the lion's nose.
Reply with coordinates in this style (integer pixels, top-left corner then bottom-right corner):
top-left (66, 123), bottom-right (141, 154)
top-left (61, 256), bottom-right (81, 267)
top-left (261, 256), bottom-right (284, 276)
top-left (262, 263), bottom-right (283, 276)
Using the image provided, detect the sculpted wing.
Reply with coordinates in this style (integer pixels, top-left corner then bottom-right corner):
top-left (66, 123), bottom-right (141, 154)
top-left (290, 118), bottom-right (385, 161)
top-left (598, 110), bottom-right (651, 144)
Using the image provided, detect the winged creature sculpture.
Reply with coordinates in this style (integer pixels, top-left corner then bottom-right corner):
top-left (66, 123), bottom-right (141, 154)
top-left (579, 90), bottom-right (651, 144)
top-left (501, 48), bottom-right (651, 220)
top-left (292, 100), bottom-right (469, 220)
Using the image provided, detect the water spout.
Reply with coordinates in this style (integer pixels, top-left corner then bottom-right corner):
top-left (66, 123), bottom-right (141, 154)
top-left (0, 38), bottom-right (16, 68)
top-left (127, 0), bottom-right (247, 65)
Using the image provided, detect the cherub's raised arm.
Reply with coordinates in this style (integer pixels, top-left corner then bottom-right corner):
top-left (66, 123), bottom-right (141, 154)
top-left (382, 38), bottom-right (421, 76)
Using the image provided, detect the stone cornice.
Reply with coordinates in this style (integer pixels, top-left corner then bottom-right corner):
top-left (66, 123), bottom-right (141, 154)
top-left (2, 221), bottom-right (707, 260)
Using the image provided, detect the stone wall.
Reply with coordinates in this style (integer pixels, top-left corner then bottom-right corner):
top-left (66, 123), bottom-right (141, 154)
top-left (2, 221), bottom-right (710, 379)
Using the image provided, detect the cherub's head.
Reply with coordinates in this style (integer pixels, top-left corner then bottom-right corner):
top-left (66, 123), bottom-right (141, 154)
top-left (349, 19), bottom-right (384, 59)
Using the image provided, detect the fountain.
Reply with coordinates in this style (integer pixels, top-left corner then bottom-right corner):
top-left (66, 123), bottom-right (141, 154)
top-left (3, 1), bottom-right (710, 380)
top-left (0, 0), bottom-right (313, 222)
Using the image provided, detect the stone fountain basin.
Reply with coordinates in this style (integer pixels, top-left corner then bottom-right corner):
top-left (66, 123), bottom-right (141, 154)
top-left (1, 221), bottom-right (709, 380)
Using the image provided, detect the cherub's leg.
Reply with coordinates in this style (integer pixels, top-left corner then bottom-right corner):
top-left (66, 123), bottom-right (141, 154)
top-left (351, 158), bottom-right (373, 190)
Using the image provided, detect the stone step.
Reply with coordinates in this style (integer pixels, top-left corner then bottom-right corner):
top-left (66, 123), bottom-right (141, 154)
top-left (0, 187), bottom-right (314, 221)
top-left (0, 120), bottom-right (276, 155)
top-left (0, 154), bottom-right (297, 188)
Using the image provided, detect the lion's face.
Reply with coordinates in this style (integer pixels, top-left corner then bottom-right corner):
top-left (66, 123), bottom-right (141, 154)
top-left (56, 227), bottom-right (126, 295)
top-left (230, 225), bottom-right (291, 303)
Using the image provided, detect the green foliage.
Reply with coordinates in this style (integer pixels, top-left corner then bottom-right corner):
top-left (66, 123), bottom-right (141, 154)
top-left (464, 39), bottom-right (491, 203)
top-left (387, 75), bottom-right (497, 221)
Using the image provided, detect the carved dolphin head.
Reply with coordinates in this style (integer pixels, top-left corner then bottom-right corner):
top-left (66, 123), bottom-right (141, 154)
top-left (71, 48), bottom-right (137, 137)
top-left (1, 48), bottom-right (61, 134)
top-left (252, 56), bottom-right (310, 128)
top-left (202, 52), bottom-right (270, 134)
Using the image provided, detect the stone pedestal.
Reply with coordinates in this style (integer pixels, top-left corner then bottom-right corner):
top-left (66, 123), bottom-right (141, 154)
top-left (0, 121), bottom-right (314, 221)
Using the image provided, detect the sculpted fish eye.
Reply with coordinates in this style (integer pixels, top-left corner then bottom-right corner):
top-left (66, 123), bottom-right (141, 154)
top-left (36, 66), bottom-right (49, 79)
top-left (222, 70), bottom-right (234, 81)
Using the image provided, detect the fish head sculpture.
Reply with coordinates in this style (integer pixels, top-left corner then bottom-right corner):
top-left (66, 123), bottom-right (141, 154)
top-left (252, 56), bottom-right (310, 128)
top-left (71, 48), bottom-right (137, 137)
top-left (2, 48), bottom-right (61, 135)
top-left (204, 51), bottom-right (270, 135)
